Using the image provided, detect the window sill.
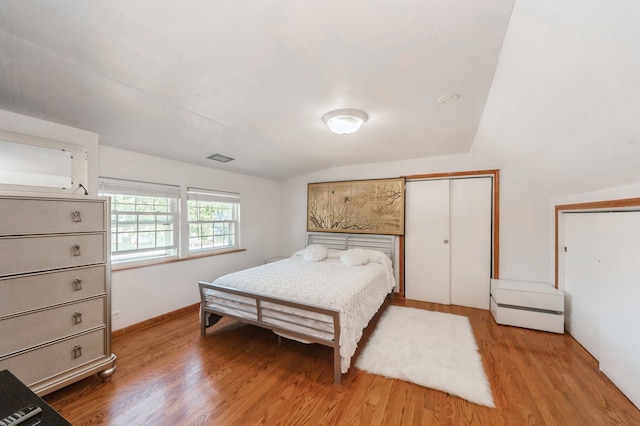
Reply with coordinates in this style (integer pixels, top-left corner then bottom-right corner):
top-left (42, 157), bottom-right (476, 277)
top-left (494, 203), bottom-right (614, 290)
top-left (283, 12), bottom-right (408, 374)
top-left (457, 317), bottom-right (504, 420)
top-left (111, 248), bottom-right (247, 271)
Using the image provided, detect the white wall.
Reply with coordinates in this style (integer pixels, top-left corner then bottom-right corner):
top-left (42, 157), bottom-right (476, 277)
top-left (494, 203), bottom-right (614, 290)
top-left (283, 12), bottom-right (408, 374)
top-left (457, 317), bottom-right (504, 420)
top-left (471, 0), bottom-right (640, 198)
top-left (100, 146), bottom-right (282, 330)
top-left (102, 148), bottom-right (561, 316)
top-left (553, 181), bottom-right (640, 206)
top-left (280, 154), bottom-right (554, 284)
top-left (499, 169), bottom-right (553, 282)
top-left (0, 109), bottom-right (100, 194)
top-left (0, 108), bottom-right (558, 323)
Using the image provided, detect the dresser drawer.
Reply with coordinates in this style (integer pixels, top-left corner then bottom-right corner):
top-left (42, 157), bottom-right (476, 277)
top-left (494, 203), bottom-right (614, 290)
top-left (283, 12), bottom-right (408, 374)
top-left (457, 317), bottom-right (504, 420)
top-left (0, 197), bottom-right (106, 236)
top-left (0, 233), bottom-right (105, 276)
top-left (0, 265), bottom-right (106, 316)
top-left (0, 329), bottom-right (107, 387)
top-left (0, 297), bottom-right (105, 355)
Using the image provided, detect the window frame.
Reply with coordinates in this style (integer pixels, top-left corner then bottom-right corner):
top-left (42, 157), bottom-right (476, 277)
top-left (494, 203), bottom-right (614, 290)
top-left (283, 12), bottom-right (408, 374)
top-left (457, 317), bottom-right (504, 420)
top-left (99, 178), bottom-right (181, 265)
top-left (186, 187), bottom-right (241, 255)
top-left (99, 178), bottom-right (242, 266)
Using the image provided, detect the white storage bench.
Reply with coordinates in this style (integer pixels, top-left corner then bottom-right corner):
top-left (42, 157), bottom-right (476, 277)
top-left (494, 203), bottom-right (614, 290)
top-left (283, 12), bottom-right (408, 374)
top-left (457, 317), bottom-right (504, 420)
top-left (490, 279), bottom-right (564, 334)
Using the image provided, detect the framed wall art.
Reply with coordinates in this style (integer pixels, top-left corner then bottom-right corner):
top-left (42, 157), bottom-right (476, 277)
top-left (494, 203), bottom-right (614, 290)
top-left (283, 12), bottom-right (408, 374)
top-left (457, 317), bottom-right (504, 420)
top-left (307, 177), bottom-right (405, 235)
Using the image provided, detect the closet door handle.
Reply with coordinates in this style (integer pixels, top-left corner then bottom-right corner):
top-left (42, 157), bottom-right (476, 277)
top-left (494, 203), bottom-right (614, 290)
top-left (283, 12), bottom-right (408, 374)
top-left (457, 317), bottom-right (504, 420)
top-left (444, 239), bottom-right (449, 244)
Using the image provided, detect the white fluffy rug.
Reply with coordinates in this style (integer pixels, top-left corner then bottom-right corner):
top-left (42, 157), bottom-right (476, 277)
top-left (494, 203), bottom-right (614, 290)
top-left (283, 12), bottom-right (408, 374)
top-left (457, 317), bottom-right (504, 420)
top-left (355, 306), bottom-right (495, 407)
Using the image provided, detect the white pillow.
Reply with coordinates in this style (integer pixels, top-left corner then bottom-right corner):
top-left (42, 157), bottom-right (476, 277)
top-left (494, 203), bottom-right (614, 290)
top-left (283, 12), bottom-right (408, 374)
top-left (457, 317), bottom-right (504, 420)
top-left (366, 249), bottom-right (392, 267)
top-left (340, 248), bottom-right (369, 266)
top-left (303, 244), bottom-right (328, 262)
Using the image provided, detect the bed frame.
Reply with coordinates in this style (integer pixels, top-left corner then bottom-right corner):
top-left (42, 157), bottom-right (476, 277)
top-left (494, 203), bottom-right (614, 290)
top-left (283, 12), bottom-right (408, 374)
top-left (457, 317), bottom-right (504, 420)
top-left (198, 232), bottom-right (395, 384)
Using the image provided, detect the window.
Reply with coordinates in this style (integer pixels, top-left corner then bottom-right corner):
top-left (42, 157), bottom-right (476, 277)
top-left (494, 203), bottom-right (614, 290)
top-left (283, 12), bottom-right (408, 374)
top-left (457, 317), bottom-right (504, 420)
top-left (187, 187), bottom-right (240, 253)
top-left (99, 179), bottom-right (241, 265)
top-left (99, 178), bottom-right (180, 264)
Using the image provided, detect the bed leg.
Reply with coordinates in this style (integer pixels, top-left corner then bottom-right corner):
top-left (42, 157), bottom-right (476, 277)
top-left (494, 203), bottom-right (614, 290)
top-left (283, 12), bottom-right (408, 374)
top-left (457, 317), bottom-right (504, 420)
top-left (333, 346), bottom-right (342, 384)
top-left (200, 306), bottom-right (207, 336)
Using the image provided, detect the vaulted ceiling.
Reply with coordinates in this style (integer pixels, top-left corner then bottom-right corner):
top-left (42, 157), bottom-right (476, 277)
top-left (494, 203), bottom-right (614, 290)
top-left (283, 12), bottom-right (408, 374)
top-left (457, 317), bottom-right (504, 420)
top-left (472, 0), bottom-right (640, 197)
top-left (1, 0), bottom-right (639, 197)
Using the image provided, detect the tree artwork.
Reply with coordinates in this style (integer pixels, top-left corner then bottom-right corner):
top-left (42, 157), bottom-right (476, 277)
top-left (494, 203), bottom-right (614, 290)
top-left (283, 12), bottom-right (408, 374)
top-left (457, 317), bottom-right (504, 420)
top-left (307, 178), bottom-right (405, 235)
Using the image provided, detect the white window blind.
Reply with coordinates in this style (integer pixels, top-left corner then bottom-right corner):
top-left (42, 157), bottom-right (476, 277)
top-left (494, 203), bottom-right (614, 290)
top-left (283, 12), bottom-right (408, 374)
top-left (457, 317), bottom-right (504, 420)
top-left (100, 178), bottom-right (181, 198)
top-left (187, 187), bottom-right (241, 203)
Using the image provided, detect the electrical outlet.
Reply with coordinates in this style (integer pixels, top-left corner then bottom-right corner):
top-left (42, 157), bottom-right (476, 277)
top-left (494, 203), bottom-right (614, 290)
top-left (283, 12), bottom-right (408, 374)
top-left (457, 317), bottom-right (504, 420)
top-left (111, 310), bottom-right (122, 320)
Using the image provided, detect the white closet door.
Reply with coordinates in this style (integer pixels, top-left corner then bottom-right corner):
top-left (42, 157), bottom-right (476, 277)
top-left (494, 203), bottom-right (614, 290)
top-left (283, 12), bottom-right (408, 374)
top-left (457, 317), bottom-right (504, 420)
top-left (597, 212), bottom-right (640, 409)
top-left (450, 178), bottom-right (492, 310)
top-left (563, 213), bottom-right (601, 359)
top-left (405, 179), bottom-right (450, 304)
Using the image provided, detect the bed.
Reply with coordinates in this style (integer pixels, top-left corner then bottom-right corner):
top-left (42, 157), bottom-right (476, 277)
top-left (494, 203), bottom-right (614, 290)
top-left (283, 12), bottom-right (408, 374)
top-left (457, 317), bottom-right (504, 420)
top-left (198, 233), bottom-right (396, 384)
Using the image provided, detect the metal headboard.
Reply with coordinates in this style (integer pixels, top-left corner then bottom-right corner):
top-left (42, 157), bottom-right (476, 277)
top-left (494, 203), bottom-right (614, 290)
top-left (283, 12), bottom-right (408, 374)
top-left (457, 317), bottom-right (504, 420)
top-left (306, 232), bottom-right (395, 259)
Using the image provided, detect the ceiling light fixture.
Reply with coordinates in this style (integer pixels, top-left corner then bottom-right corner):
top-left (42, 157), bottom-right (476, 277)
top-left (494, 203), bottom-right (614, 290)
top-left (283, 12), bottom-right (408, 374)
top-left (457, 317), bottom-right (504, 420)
top-left (322, 109), bottom-right (368, 135)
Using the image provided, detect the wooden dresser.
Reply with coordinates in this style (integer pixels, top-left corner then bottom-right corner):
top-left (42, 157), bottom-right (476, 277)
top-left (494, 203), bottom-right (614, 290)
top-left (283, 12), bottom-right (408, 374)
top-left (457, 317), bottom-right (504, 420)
top-left (0, 192), bottom-right (116, 396)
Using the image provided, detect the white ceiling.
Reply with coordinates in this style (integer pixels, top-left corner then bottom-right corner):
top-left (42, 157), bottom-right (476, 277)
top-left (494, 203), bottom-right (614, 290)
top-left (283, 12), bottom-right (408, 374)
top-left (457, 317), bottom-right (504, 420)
top-left (0, 0), bottom-right (514, 180)
top-left (473, 0), bottom-right (640, 197)
top-left (1, 0), bottom-right (639, 197)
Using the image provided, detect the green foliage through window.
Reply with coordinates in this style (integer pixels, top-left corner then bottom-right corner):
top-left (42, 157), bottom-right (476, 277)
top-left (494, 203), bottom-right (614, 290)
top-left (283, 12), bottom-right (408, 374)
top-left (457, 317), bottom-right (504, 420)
top-left (187, 199), bottom-right (238, 251)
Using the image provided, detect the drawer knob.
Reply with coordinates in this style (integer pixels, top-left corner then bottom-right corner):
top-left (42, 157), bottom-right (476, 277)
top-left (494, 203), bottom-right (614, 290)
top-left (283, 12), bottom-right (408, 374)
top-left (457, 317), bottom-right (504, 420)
top-left (73, 278), bottom-right (83, 291)
top-left (73, 312), bottom-right (83, 325)
top-left (73, 345), bottom-right (82, 359)
top-left (72, 210), bottom-right (83, 222)
top-left (72, 244), bottom-right (81, 256)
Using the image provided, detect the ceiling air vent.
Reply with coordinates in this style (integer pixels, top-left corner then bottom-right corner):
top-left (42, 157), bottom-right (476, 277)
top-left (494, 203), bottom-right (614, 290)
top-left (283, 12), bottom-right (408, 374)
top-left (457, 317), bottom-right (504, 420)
top-left (207, 153), bottom-right (234, 163)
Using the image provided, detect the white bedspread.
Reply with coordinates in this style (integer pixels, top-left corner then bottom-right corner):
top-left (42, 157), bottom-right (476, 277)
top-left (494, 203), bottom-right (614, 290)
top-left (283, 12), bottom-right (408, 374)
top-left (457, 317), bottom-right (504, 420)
top-left (204, 252), bottom-right (396, 373)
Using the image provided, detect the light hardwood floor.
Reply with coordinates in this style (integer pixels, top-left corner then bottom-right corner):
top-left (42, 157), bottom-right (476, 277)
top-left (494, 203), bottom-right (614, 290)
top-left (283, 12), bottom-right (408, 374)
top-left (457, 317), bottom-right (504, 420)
top-left (44, 298), bottom-right (640, 425)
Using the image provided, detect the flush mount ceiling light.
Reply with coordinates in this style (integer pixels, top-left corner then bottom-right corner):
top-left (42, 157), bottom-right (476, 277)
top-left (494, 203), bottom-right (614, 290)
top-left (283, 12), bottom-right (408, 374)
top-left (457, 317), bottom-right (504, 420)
top-left (322, 109), bottom-right (368, 135)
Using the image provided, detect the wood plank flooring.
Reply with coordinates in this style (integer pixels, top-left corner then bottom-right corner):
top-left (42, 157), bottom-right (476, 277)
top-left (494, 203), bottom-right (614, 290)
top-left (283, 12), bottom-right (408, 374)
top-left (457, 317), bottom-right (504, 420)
top-left (44, 298), bottom-right (640, 425)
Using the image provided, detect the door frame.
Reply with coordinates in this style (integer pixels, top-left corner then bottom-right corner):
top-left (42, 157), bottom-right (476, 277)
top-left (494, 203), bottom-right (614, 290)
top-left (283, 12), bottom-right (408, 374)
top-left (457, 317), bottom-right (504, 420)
top-left (555, 196), bottom-right (640, 288)
top-left (400, 169), bottom-right (500, 296)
